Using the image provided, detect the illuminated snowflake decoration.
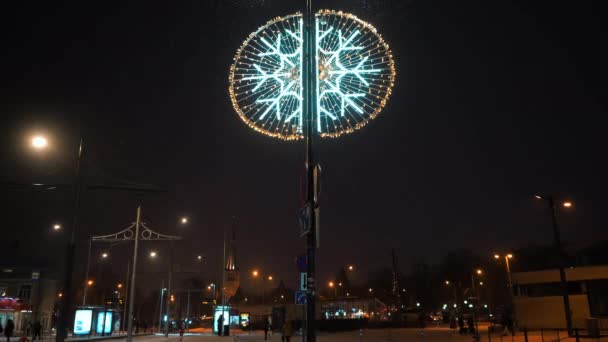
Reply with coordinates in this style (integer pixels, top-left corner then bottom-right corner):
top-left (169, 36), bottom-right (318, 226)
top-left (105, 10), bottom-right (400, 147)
top-left (229, 10), bottom-right (395, 140)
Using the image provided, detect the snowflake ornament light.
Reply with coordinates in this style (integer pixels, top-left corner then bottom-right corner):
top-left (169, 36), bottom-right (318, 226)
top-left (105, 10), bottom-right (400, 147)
top-left (229, 10), bottom-right (395, 140)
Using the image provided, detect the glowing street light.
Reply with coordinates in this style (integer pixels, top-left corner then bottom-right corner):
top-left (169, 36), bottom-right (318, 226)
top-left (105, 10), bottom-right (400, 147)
top-left (87, 280), bottom-right (94, 286)
top-left (534, 194), bottom-right (574, 335)
top-left (328, 282), bottom-right (334, 288)
top-left (31, 136), bottom-right (48, 149)
top-left (197, 255), bottom-right (203, 261)
top-left (268, 275), bottom-right (273, 281)
top-left (476, 269), bottom-right (483, 275)
top-left (445, 280), bottom-right (450, 285)
top-left (149, 251), bottom-right (157, 258)
top-left (53, 224), bottom-right (62, 231)
top-left (252, 270), bottom-right (259, 277)
top-left (180, 217), bottom-right (189, 224)
top-left (117, 283), bottom-right (123, 289)
top-left (347, 265), bottom-right (354, 271)
top-left (101, 252), bottom-right (109, 259)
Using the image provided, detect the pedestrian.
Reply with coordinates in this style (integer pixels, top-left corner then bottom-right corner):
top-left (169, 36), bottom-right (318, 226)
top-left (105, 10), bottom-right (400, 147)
top-left (263, 317), bottom-right (270, 340)
top-left (281, 320), bottom-right (294, 342)
top-left (4, 319), bottom-right (15, 342)
top-left (467, 316), bottom-right (475, 335)
top-left (217, 314), bottom-right (224, 336)
top-left (178, 326), bottom-right (184, 342)
top-left (457, 316), bottom-right (465, 335)
top-left (32, 321), bottom-right (41, 341)
top-left (25, 322), bottom-right (31, 338)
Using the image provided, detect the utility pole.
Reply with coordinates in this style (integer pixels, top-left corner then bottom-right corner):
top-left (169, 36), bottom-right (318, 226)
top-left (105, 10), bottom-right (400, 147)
top-left (303, 1), bottom-right (319, 341)
top-left (548, 196), bottom-right (574, 336)
top-left (126, 206), bottom-right (141, 342)
top-left (56, 138), bottom-right (84, 342)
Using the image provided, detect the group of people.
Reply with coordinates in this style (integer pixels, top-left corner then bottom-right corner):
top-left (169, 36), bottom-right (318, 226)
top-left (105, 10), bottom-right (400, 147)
top-left (263, 316), bottom-right (294, 342)
top-left (1, 319), bottom-right (42, 342)
top-left (1, 319), bottom-right (15, 342)
top-left (450, 316), bottom-right (476, 335)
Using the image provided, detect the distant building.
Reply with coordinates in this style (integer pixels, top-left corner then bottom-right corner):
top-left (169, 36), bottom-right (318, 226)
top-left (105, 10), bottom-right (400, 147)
top-left (223, 226), bottom-right (240, 301)
top-left (0, 266), bottom-right (58, 333)
top-left (512, 265), bottom-right (608, 329)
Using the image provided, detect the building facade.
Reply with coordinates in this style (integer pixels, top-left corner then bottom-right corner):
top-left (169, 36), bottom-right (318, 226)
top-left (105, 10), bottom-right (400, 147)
top-left (512, 265), bottom-right (608, 330)
top-left (0, 267), bottom-right (58, 333)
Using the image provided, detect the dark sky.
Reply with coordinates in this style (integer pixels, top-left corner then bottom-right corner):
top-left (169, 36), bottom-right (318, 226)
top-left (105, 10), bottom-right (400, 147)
top-left (1, 0), bottom-right (607, 292)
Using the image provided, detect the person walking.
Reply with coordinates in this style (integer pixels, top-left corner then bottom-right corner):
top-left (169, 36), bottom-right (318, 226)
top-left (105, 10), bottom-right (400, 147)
top-left (32, 322), bottom-right (41, 341)
top-left (263, 317), bottom-right (270, 340)
top-left (178, 326), bottom-right (184, 342)
top-left (4, 319), bottom-right (15, 342)
top-left (457, 316), bottom-right (465, 335)
top-left (467, 316), bottom-right (475, 335)
top-left (281, 320), bottom-right (294, 342)
top-left (217, 314), bottom-right (224, 336)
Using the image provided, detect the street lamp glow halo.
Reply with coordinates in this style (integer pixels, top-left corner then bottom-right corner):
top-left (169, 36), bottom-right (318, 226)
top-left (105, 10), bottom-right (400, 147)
top-left (31, 135), bottom-right (49, 149)
top-left (229, 10), bottom-right (396, 140)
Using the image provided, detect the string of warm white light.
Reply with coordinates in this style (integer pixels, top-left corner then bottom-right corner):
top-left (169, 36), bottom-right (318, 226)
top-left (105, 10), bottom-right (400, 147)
top-left (229, 10), bottom-right (395, 140)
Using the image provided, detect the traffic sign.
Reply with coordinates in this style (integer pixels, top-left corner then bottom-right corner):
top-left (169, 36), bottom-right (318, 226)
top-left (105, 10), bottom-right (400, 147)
top-left (295, 291), bottom-right (307, 305)
top-left (300, 272), bottom-right (307, 291)
top-left (296, 255), bottom-right (307, 272)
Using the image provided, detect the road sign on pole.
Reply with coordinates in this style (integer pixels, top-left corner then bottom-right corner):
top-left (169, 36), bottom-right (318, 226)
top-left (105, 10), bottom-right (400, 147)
top-left (300, 272), bottom-right (307, 291)
top-left (295, 291), bottom-right (307, 305)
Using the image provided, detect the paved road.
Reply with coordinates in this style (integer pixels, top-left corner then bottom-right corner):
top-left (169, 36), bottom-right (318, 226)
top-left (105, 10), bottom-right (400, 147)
top-left (10, 329), bottom-right (604, 342)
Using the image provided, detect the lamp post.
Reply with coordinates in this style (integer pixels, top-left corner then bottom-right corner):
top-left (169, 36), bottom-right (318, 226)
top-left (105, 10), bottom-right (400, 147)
top-left (535, 195), bottom-right (574, 335)
top-left (494, 253), bottom-right (514, 310)
top-left (470, 269), bottom-right (483, 342)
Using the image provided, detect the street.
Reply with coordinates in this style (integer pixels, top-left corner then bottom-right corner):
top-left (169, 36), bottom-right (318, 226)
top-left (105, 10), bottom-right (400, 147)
top-left (11, 328), bottom-right (603, 342)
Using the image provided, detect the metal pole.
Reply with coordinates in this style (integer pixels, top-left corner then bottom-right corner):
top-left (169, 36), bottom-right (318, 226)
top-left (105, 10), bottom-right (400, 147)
top-left (304, 0), bottom-right (318, 340)
top-left (122, 260), bottom-right (130, 333)
top-left (158, 280), bottom-right (165, 333)
top-left (472, 274), bottom-right (479, 341)
top-left (548, 197), bottom-right (573, 336)
top-left (56, 138), bottom-right (84, 342)
top-left (126, 206), bottom-right (142, 342)
top-left (165, 242), bottom-right (173, 337)
top-left (82, 238), bottom-right (92, 305)
top-left (186, 289), bottom-right (191, 332)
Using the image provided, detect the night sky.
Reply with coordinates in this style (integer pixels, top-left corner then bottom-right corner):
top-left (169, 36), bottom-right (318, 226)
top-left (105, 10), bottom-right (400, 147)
top-left (1, 0), bottom-right (607, 293)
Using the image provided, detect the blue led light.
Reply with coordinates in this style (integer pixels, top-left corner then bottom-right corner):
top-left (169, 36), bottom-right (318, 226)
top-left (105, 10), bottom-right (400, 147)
top-left (229, 11), bottom-right (395, 140)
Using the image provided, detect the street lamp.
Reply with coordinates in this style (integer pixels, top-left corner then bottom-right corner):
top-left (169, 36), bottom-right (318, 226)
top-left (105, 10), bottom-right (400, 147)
top-left (328, 282), bottom-right (337, 299)
top-left (31, 135), bottom-right (48, 149)
top-left (150, 251), bottom-right (157, 258)
top-left (252, 270), bottom-right (259, 277)
top-left (101, 252), bottom-right (109, 259)
top-left (180, 217), bottom-right (189, 225)
top-left (535, 194), bottom-right (574, 335)
top-left (53, 224), bottom-right (62, 231)
top-left (87, 280), bottom-right (94, 286)
top-left (471, 269), bottom-right (483, 341)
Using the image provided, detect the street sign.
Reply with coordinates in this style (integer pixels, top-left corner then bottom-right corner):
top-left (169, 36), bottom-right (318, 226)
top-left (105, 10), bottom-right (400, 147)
top-left (300, 272), bottom-right (307, 291)
top-left (296, 255), bottom-right (307, 272)
top-left (295, 291), bottom-right (307, 305)
top-left (298, 204), bottom-right (311, 237)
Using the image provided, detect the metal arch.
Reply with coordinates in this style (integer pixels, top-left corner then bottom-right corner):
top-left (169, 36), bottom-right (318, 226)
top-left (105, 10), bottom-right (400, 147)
top-left (90, 222), bottom-right (182, 242)
top-left (140, 222), bottom-right (182, 241)
top-left (91, 223), bottom-right (137, 242)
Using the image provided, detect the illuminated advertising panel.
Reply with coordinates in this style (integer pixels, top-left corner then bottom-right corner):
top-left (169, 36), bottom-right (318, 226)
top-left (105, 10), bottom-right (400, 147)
top-left (96, 311), bottom-right (113, 334)
top-left (73, 309), bottom-right (93, 335)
